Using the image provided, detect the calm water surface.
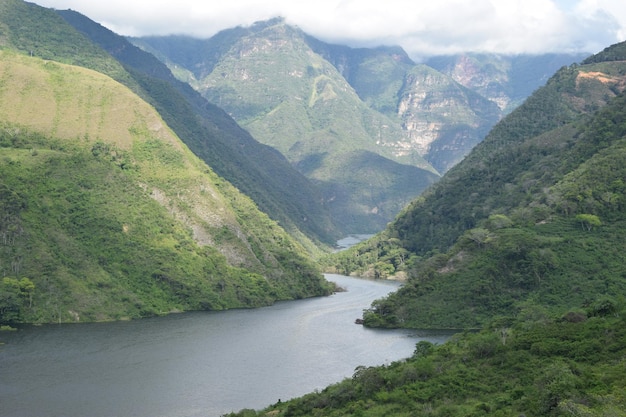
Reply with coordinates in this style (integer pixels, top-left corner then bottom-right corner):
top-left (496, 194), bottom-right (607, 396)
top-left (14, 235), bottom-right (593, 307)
top-left (0, 274), bottom-right (451, 417)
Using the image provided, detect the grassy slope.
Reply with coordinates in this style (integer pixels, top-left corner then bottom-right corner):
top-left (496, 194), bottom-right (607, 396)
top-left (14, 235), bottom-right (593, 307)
top-left (56, 9), bottom-right (339, 249)
top-left (0, 50), bottom-right (331, 324)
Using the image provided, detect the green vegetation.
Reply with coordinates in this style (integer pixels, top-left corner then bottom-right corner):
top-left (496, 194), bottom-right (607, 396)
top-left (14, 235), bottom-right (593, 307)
top-left (227, 39), bottom-right (626, 417)
top-left (227, 307), bottom-right (626, 416)
top-left (56, 9), bottom-right (339, 248)
top-left (135, 19), bottom-right (441, 233)
top-left (326, 50), bottom-right (626, 329)
top-left (136, 20), bottom-right (582, 233)
top-left (0, 48), bottom-right (332, 324)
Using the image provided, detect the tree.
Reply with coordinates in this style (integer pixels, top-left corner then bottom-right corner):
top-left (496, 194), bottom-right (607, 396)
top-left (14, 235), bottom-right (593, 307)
top-left (464, 228), bottom-right (492, 248)
top-left (0, 278), bottom-right (21, 323)
top-left (575, 213), bottom-right (601, 231)
top-left (0, 277), bottom-right (35, 323)
top-left (19, 277), bottom-right (35, 308)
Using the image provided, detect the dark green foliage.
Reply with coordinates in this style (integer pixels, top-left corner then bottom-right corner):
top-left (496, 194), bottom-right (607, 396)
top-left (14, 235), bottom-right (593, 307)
top-left (226, 311), bottom-right (626, 417)
top-left (582, 41), bottom-right (626, 64)
top-left (326, 42), bottom-right (626, 331)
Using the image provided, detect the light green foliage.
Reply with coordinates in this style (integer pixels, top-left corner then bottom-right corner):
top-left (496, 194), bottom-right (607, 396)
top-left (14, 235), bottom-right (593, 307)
top-left (575, 213), bottom-right (602, 231)
top-left (0, 48), bottom-right (331, 324)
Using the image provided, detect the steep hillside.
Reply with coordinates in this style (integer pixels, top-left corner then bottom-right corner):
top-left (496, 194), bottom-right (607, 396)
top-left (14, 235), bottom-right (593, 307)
top-left (0, 50), bottom-right (331, 323)
top-left (54, 10), bottom-right (339, 249)
top-left (395, 64), bottom-right (501, 172)
top-left (135, 20), bottom-right (585, 233)
top-left (134, 20), bottom-right (441, 233)
top-left (426, 53), bottom-right (588, 113)
top-left (327, 42), bottom-right (626, 329)
top-left (306, 39), bottom-right (503, 173)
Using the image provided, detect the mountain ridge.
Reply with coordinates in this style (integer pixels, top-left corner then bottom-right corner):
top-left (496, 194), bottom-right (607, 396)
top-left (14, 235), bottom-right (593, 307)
top-left (327, 40), bottom-right (626, 329)
top-left (134, 19), bottom-right (584, 231)
top-left (0, 1), bottom-right (332, 324)
top-left (56, 9), bottom-right (341, 248)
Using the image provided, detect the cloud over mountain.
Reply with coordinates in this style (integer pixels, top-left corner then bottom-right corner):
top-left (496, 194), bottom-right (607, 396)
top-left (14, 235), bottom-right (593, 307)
top-left (33, 0), bottom-right (626, 59)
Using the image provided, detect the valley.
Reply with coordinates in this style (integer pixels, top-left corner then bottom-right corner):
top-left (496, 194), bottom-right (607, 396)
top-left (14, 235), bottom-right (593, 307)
top-left (1, 0), bottom-right (626, 416)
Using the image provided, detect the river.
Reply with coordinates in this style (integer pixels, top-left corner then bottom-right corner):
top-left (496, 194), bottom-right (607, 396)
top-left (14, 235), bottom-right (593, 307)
top-left (0, 274), bottom-right (451, 417)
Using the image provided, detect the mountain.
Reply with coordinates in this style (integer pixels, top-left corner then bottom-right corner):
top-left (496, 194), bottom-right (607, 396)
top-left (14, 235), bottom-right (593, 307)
top-left (133, 20), bottom-right (441, 233)
top-left (426, 53), bottom-right (589, 113)
top-left (0, 0), bottom-right (332, 324)
top-left (240, 41), bottom-right (626, 417)
top-left (53, 10), bottom-right (341, 249)
top-left (304, 39), bottom-right (502, 173)
top-left (134, 19), bottom-right (583, 231)
top-left (327, 41), bottom-right (626, 329)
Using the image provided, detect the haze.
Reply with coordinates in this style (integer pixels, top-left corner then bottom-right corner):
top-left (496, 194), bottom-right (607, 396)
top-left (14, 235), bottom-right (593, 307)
top-left (32, 0), bottom-right (626, 60)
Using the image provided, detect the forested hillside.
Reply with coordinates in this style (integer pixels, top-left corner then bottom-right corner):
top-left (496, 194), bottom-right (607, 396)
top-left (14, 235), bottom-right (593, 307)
top-left (0, 1), bottom-right (332, 324)
top-left (229, 309), bottom-right (626, 416)
top-left (55, 9), bottom-right (339, 249)
top-left (327, 41), bottom-right (626, 329)
top-left (231, 41), bottom-right (626, 417)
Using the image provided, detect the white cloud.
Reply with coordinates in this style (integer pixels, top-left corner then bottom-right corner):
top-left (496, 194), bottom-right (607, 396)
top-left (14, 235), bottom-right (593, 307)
top-left (32, 0), bottom-right (626, 58)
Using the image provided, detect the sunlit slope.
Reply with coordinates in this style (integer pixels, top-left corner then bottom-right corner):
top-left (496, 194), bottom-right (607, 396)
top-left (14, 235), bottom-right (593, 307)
top-left (0, 51), bottom-right (331, 323)
top-left (55, 8), bottom-right (339, 247)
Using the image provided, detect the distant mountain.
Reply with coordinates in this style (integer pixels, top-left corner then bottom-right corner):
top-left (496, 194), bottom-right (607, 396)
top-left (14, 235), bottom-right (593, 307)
top-left (55, 10), bottom-right (339, 249)
top-left (134, 19), bottom-right (440, 233)
top-left (328, 41), bottom-right (626, 329)
top-left (304, 39), bottom-right (501, 172)
top-left (0, 0), bottom-right (332, 324)
top-left (134, 19), bottom-right (584, 231)
top-left (426, 52), bottom-right (589, 113)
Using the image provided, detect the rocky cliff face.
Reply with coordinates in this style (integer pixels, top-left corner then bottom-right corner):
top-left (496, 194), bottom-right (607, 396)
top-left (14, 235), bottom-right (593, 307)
top-left (427, 53), bottom-right (589, 113)
top-left (395, 65), bottom-right (501, 172)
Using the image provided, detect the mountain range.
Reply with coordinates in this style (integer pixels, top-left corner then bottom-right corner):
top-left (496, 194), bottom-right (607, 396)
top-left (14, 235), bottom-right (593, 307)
top-left (132, 18), bottom-right (583, 232)
top-left (2, 0), bottom-right (626, 414)
top-left (329, 40), bottom-right (626, 329)
top-left (228, 40), bottom-right (626, 417)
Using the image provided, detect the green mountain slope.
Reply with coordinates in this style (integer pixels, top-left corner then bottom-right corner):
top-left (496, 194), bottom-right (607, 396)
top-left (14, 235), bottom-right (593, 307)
top-left (54, 10), bottom-right (339, 249)
top-left (327, 42), bottom-right (626, 329)
top-left (0, 25), bottom-right (331, 323)
top-left (134, 20), bottom-right (440, 233)
top-left (136, 20), bottom-right (584, 232)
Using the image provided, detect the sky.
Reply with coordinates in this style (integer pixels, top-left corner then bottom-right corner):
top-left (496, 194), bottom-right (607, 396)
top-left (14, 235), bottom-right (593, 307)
top-left (33, 0), bottom-right (626, 59)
